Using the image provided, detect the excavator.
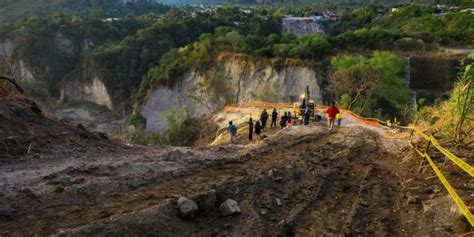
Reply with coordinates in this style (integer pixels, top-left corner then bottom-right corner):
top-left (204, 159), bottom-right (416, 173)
top-left (293, 85), bottom-right (315, 121)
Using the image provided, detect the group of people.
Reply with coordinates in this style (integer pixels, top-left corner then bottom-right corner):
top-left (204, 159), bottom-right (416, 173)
top-left (248, 108), bottom-right (277, 141)
top-left (227, 102), bottom-right (342, 144)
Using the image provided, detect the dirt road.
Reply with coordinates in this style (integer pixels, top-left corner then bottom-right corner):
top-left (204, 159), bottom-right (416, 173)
top-left (0, 124), bottom-right (468, 236)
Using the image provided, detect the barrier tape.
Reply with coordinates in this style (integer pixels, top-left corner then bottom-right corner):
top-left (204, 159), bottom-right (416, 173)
top-left (396, 127), bottom-right (474, 177)
top-left (428, 135), bottom-right (474, 177)
top-left (410, 143), bottom-right (474, 227)
top-left (222, 101), bottom-right (473, 226)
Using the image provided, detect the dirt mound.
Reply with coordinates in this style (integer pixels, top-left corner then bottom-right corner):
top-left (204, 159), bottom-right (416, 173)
top-left (0, 96), bottom-right (116, 158)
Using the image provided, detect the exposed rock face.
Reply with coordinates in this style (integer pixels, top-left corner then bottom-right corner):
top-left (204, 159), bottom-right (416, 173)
top-left (0, 39), bottom-right (13, 58)
top-left (282, 16), bottom-right (326, 35)
top-left (141, 53), bottom-right (325, 132)
top-left (60, 76), bottom-right (113, 110)
top-left (141, 87), bottom-right (181, 132)
top-left (0, 40), bottom-right (35, 82)
top-left (12, 60), bottom-right (36, 82)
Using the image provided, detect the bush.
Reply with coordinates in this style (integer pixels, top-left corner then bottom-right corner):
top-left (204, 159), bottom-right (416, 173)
top-left (129, 108), bottom-right (197, 146)
top-left (161, 108), bottom-right (193, 146)
top-left (330, 51), bottom-right (411, 120)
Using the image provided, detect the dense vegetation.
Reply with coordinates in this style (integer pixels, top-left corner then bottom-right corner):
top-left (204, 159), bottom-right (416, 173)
top-left (0, 0), bottom-right (171, 22)
top-left (85, 7), bottom-right (281, 112)
top-left (0, 1), bottom-right (472, 144)
top-left (330, 51), bottom-right (412, 122)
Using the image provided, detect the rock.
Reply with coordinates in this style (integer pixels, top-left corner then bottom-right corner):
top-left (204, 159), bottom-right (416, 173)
top-left (260, 209), bottom-right (268, 215)
top-left (219, 199), bottom-right (241, 216)
top-left (275, 198), bottom-right (282, 207)
top-left (177, 197), bottom-right (198, 219)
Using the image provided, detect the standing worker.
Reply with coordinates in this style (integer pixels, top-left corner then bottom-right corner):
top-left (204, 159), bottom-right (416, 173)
top-left (260, 109), bottom-right (269, 129)
top-left (228, 121), bottom-right (237, 144)
top-left (326, 102), bottom-right (340, 132)
top-left (248, 117), bottom-right (254, 141)
top-left (255, 121), bottom-right (263, 140)
top-left (271, 108), bottom-right (278, 128)
top-left (303, 106), bottom-right (311, 125)
top-left (280, 112), bottom-right (287, 128)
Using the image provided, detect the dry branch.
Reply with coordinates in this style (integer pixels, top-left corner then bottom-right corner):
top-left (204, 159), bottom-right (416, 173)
top-left (0, 76), bottom-right (24, 94)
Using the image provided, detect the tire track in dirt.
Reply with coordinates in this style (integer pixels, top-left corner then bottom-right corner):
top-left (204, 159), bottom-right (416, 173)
top-left (2, 125), bottom-right (452, 236)
top-left (0, 128), bottom-right (331, 235)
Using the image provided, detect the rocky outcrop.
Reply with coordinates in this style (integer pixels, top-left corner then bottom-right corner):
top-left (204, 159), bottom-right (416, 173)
top-left (282, 16), bottom-right (326, 35)
top-left (141, 53), bottom-right (325, 132)
top-left (60, 76), bottom-right (113, 110)
top-left (0, 39), bottom-right (13, 58)
top-left (0, 39), bottom-right (35, 81)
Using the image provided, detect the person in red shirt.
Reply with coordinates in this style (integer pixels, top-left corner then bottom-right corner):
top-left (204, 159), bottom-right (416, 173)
top-left (326, 102), bottom-right (340, 132)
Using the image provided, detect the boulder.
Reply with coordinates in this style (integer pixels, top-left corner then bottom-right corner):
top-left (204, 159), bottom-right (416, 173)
top-left (219, 199), bottom-right (241, 216)
top-left (177, 197), bottom-right (198, 219)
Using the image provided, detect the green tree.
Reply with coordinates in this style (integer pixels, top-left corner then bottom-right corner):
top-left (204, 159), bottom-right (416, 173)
top-left (330, 51), bottom-right (411, 120)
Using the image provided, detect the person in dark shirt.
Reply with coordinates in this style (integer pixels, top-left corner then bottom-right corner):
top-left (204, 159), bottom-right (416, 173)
top-left (260, 109), bottom-right (269, 129)
top-left (280, 112), bottom-right (287, 128)
top-left (248, 117), bottom-right (254, 141)
top-left (255, 121), bottom-right (262, 140)
top-left (271, 108), bottom-right (278, 128)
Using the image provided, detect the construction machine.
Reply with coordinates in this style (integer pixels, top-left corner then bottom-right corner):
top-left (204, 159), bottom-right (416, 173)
top-left (293, 85), bottom-right (315, 119)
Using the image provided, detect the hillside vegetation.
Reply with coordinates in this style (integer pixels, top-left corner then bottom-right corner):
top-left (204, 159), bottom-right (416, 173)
top-left (0, 0), bottom-right (171, 21)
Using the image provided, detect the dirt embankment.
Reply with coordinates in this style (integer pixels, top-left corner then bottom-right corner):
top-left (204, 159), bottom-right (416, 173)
top-left (0, 97), bottom-right (117, 158)
top-left (0, 124), bottom-right (469, 236)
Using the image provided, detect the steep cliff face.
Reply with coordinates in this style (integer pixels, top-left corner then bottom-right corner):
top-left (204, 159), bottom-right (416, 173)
top-left (141, 53), bottom-right (325, 132)
top-left (0, 39), bottom-right (35, 82)
top-left (0, 39), bottom-right (13, 58)
top-left (0, 33), bottom-right (79, 97)
top-left (0, 33), bottom-right (114, 107)
top-left (59, 76), bottom-right (113, 110)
